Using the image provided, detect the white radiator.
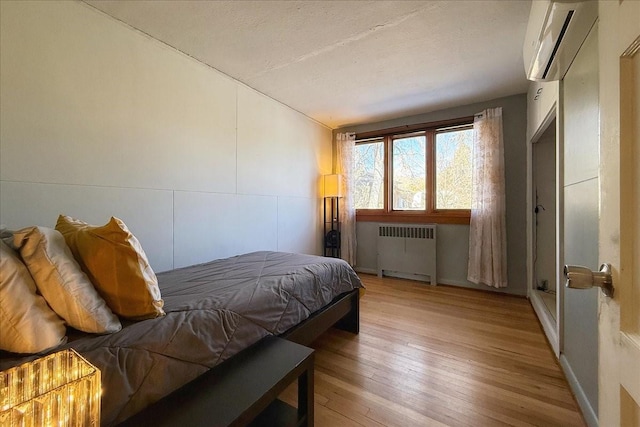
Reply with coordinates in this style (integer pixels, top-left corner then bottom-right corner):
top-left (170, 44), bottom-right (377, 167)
top-left (377, 224), bottom-right (437, 284)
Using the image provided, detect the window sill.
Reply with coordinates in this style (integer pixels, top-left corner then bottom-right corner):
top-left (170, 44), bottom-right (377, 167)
top-left (356, 211), bottom-right (470, 225)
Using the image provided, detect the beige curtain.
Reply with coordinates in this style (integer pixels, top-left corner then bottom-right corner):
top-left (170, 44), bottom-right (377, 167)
top-left (336, 132), bottom-right (356, 266)
top-left (467, 107), bottom-right (507, 288)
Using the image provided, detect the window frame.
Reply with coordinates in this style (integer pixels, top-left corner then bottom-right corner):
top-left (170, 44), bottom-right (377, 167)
top-left (354, 116), bottom-right (474, 225)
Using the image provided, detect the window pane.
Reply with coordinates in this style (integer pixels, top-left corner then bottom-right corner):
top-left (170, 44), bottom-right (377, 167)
top-left (354, 141), bottom-right (384, 209)
top-left (435, 128), bottom-right (473, 209)
top-left (392, 136), bottom-right (426, 210)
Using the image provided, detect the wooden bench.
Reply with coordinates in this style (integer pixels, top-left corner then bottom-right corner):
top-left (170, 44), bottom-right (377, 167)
top-left (119, 336), bottom-right (314, 427)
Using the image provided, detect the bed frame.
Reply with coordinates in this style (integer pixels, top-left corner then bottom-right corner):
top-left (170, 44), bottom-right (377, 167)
top-left (115, 289), bottom-right (360, 426)
top-left (112, 289), bottom-right (360, 427)
top-left (281, 288), bottom-right (359, 346)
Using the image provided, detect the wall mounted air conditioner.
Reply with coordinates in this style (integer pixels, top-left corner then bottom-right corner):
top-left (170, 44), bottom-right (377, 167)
top-left (523, 0), bottom-right (597, 82)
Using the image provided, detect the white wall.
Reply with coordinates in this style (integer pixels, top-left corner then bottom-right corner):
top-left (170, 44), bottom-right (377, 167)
top-left (0, 1), bottom-right (332, 272)
top-left (338, 94), bottom-right (528, 296)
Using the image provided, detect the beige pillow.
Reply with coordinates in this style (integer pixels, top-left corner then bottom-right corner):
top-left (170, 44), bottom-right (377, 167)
top-left (0, 240), bottom-right (67, 354)
top-left (55, 215), bottom-right (165, 320)
top-left (0, 227), bottom-right (14, 247)
top-left (13, 226), bottom-right (122, 334)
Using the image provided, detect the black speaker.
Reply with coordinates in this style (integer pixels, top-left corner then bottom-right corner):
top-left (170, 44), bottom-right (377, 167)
top-left (324, 230), bottom-right (340, 248)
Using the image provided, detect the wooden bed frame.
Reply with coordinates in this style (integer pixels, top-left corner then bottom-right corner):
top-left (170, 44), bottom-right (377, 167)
top-left (281, 288), bottom-right (360, 346)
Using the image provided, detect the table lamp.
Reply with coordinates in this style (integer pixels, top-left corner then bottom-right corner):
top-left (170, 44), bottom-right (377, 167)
top-left (0, 349), bottom-right (101, 426)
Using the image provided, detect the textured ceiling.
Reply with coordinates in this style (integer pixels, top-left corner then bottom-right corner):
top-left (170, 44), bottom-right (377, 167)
top-left (85, 0), bottom-right (532, 129)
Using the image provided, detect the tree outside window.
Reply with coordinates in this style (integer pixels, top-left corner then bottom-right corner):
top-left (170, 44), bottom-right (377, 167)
top-left (354, 140), bottom-right (384, 210)
top-left (392, 136), bottom-right (426, 210)
top-left (351, 119), bottom-right (472, 224)
top-left (435, 128), bottom-right (473, 210)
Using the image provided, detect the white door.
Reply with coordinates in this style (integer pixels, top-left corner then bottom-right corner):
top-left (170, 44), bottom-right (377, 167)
top-left (597, 0), bottom-right (640, 425)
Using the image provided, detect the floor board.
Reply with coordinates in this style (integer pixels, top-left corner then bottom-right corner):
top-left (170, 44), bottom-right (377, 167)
top-left (281, 274), bottom-right (586, 427)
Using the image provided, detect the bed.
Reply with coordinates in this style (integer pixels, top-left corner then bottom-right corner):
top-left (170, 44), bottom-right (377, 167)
top-left (0, 251), bottom-right (363, 426)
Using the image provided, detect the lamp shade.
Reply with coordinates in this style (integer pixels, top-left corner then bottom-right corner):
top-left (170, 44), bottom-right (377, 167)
top-left (323, 174), bottom-right (342, 198)
top-left (0, 349), bottom-right (101, 426)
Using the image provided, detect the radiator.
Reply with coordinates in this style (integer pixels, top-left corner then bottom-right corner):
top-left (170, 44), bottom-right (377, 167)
top-left (377, 224), bottom-right (437, 284)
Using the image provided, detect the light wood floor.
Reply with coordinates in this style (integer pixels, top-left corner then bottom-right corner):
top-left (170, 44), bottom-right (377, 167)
top-left (281, 274), bottom-right (586, 427)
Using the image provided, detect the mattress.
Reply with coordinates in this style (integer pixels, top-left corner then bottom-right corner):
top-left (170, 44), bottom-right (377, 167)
top-left (0, 251), bottom-right (362, 426)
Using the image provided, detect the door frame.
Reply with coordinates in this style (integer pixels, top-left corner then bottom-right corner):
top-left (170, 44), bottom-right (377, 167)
top-left (527, 99), bottom-right (563, 357)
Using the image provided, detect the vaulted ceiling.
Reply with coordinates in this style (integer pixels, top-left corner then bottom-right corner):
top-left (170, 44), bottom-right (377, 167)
top-left (86, 1), bottom-right (532, 128)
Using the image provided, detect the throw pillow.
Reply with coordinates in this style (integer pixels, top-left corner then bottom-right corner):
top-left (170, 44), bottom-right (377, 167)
top-left (13, 226), bottom-right (122, 333)
top-left (0, 240), bottom-right (67, 354)
top-left (55, 215), bottom-right (165, 320)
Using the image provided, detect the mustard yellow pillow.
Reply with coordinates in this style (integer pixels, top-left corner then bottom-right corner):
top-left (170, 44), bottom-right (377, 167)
top-left (13, 226), bottom-right (122, 333)
top-left (0, 240), bottom-right (67, 354)
top-left (55, 215), bottom-right (165, 320)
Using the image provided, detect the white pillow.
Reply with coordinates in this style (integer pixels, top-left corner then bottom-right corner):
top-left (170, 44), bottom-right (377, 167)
top-left (0, 227), bottom-right (15, 248)
top-left (0, 240), bottom-right (67, 354)
top-left (13, 226), bottom-right (122, 334)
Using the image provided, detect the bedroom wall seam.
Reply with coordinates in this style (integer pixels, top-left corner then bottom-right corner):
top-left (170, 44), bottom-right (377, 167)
top-left (0, 179), bottom-right (179, 193)
top-left (172, 190), bottom-right (175, 270)
top-left (235, 85), bottom-right (239, 195)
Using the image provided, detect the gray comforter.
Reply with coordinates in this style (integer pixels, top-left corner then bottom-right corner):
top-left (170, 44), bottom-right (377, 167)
top-left (1, 251), bottom-right (363, 426)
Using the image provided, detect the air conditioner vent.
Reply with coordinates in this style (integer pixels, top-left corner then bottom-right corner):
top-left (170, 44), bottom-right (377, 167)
top-left (523, 0), bottom-right (597, 82)
top-left (542, 10), bottom-right (574, 79)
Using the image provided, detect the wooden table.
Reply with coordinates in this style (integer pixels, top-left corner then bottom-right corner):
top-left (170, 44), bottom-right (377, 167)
top-left (118, 336), bottom-right (314, 427)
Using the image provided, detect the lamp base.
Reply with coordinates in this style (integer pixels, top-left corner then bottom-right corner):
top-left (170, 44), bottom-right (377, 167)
top-left (323, 197), bottom-right (341, 258)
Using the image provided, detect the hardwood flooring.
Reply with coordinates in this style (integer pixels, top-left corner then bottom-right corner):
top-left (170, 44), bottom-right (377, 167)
top-left (280, 274), bottom-right (586, 426)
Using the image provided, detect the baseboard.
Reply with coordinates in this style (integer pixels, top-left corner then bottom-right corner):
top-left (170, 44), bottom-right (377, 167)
top-left (355, 271), bottom-right (513, 290)
top-left (559, 355), bottom-right (598, 427)
top-left (437, 277), bottom-right (473, 287)
top-left (530, 292), bottom-right (559, 356)
top-left (354, 267), bottom-right (377, 275)
top-left (355, 268), bottom-right (436, 284)
top-left (382, 271), bottom-right (434, 284)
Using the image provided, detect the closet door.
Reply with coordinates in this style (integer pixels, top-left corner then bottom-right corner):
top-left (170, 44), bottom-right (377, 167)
top-left (562, 23), bottom-right (599, 426)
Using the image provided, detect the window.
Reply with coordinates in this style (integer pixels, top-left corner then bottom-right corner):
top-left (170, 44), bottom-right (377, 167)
top-left (435, 128), bottom-right (473, 210)
top-left (354, 139), bottom-right (384, 209)
top-left (392, 134), bottom-right (426, 210)
top-left (353, 118), bottom-right (473, 224)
